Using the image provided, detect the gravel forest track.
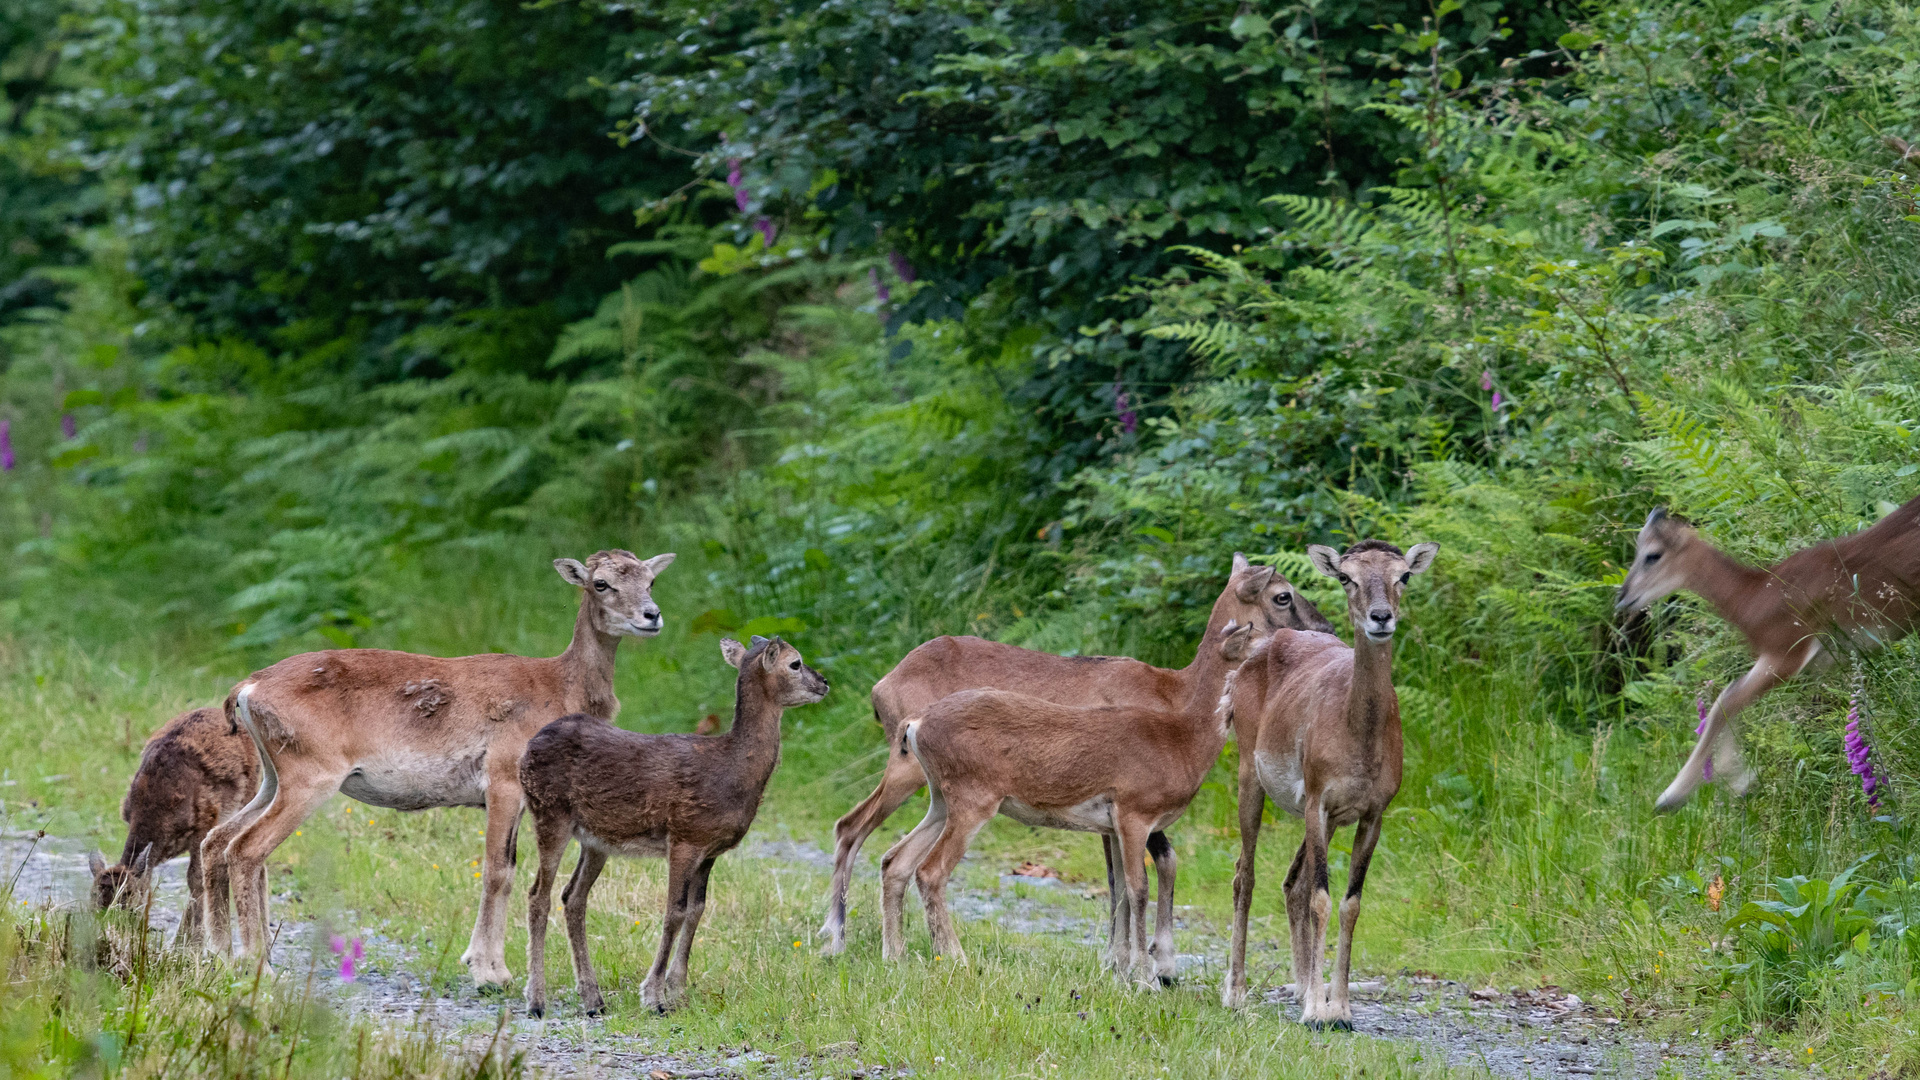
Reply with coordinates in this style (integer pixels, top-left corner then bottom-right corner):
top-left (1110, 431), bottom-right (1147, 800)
top-left (4, 832), bottom-right (1777, 1079)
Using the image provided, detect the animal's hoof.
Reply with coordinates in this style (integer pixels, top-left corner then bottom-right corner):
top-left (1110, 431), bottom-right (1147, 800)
top-left (475, 980), bottom-right (511, 998)
top-left (584, 1006), bottom-right (604, 1018)
top-left (525, 1005), bottom-right (544, 1019)
top-left (1303, 1018), bottom-right (1353, 1033)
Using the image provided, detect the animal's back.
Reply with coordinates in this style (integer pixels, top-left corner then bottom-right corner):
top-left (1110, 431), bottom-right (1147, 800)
top-left (523, 716), bottom-right (735, 849)
top-left (245, 647), bottom-right (567, 748)
top-left (873, 636), bottom-right (1168, 735)
top-left (122, 706), bottom-right (258, 859)
top-left (914, 689), bottom-right (1169, 805)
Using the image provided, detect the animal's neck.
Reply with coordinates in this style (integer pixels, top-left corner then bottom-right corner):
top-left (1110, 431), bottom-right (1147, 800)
top-left (1174, 607), bottom-right (1238, 719)
top-left (722, 676), bottom-right (785, 788)
top-left (1680, 542), bottom-right (1771, 638)
top-left (560, 596), bottom-right (622, 718)
top-left (1345, 632), bottom-right (1397, 745)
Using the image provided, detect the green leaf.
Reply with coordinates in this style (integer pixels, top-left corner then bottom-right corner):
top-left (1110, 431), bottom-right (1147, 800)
top-left (1228, 13), bottom-right (1270, 41)
top-left (1557, 31), bottom-right (1594, 50)
top-left (62, 389), bottom-right (105, 408)
top-left (740, 615), bottom-right (809, 638)
top-left (690, 608), bottom-right (742, 636)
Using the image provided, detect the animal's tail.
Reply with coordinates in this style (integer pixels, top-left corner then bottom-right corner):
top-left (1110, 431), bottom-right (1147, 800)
top-left (228, 682), bottom-right (279, 820)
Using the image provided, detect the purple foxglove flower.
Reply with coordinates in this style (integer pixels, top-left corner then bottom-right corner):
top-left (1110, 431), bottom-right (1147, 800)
top-left (61, 413), bottom-right (75, 439)
top-left (1481, 370), bottom-right (1494, 391)
top-left (0, 419), bottom-right (12, 471)
top-left (1490, 391), bottom-right (1504, 411)
top-left (1843, 689), bottom-right (1880, 809)
top-left (726, 159), bottom-right (749, 212)
top-left (330, 934), bottom-right (365, 981)
top-left (888, 251), bottom-right (916, 285)
top-left (1114, 383), bottom-right (1138, 435)
top-left (756, 218), bottom-right (777, 248)
top-left (870, 267), bottom-right (890, 305)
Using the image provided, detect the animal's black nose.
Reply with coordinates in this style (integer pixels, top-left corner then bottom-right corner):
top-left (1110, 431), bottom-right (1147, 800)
top-left (643, 607), bottom-right (661, 621)
top-left (1369, 609), bottom-right (1393, 625)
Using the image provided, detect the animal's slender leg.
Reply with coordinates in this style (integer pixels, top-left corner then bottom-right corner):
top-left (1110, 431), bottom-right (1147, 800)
top-left (1327, 813), bottom-right (1383, 1031)
top-left (1115, 815), bottom-right (1155, 988)
top-left (666, 857), bottom-right (716, 998)
top-left (1103, 832), bottom-right (1129, 973)
top-left (640, 843), bottom-right (699, 1012)
top-left (522, 817), bottom-right (571, 1017)
top-left (225, 774), bottom-right (336, 962)
top-left (1222, 755), bottom-right (1267, 1008)
top-left (1146, 831), bottom-right (1178, 985)
top-left (878, 793), bottom-right (945, 961)
top-left (823, 745), bottom-right (926, 955)
top-left (561, 845), bottom-right (610, 1014)
top-left (914, 798), bottom-right (997, 965)
top-left (1655, 648), bottom-right (1804, 812)
top-left (1286, 799), bottom-right (1332, 1028)
top-left (463, 773), bottom-right (524, 987)
top-left (177, 843), bottom-right (205, 950)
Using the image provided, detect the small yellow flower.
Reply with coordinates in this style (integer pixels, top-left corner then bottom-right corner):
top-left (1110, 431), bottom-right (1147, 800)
top-left (793, 940), bottom-right (803, 948)
top-left (473, 871), bottom-right (481, 878)
top-left (295, 830), bottom-right (302, 836)
top-left (432, 864), bottom-right (439, 870)
top-left (934, 954), bottom-right (943, 961)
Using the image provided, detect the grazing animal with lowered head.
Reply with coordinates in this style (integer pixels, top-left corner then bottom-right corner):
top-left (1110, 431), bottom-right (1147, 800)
top-left (521, 635), bottom-right (828, 1016)
top-left (91, 706), bottom-right (259, 946)
top-left (822, 553), bottom-right (1331, 966)
top-left (1220, 539), bottom-right (1438, 1029)
top-left (201, 549), bottom-right (675, 983)
top-left (1618, 498), bottom-right (1920, 811)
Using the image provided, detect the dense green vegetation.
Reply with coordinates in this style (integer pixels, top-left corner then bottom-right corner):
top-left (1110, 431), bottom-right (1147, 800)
top-left (5, 0), bottom-right (1920, 1075)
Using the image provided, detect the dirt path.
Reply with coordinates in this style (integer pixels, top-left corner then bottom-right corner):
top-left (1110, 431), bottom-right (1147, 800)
top-left (5, 832), bottom-right (1767, 1079)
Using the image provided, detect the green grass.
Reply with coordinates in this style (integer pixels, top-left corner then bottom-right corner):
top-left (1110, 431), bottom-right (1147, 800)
top-left (5, 534), bottom-right (1917, 1077)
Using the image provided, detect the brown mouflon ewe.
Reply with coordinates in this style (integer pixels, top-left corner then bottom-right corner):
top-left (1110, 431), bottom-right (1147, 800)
top-left (91, 706), bottom-right (259, 946)
top-left (520, 635), bottom-right (828, 1016)
top-left (202, 549), bottom-right (674, 984)
top-left (1617, 500), bottom-right (1920, 812)
top-left (823, 553), bottom-right (1332, 963)
top-left (1220, 539), bottom-right (1438, 1030)
top-left (880, 619), bottom-right (1259, 984)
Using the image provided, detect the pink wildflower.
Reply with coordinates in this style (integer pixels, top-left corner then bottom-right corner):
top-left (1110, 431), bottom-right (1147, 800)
top-left (888, 252), bottom-right (916, 285)
top-left (1490, 391), bottom-right (1505, 411)
top-left (870, 267), bottom-right (890, 305)
top-left (329, 934), bottom-right (365, 981)
top-left (0, 419), bottom-right (13, 471)
top-left (61, 414), bottom-right (75, 439)
top-left (1844, 687), bottom-right (1880, 809)
top-left (726, 159), bottom-right (749, 212)
top-left (1113, 383), bottom-right (1138, 435)
top-left (1480, 370), bottom-right (1494, 391)
top-left (756, 218), bottom-right (777, 248)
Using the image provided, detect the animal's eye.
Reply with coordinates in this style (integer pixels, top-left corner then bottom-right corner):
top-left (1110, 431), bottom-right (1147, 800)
top-left (788, 659), bottom-right (802, 670)
top-left (1643, 552), bottom-right (1662, 565)
top-left (593, 579), bottom-right (610, 592)
top-left (1273, 593), bottom-right (1291, 606)
top-left (1337, 573), bottom-right (1351, 585)
top-left (1399, 573), bottom-right (1410, 585)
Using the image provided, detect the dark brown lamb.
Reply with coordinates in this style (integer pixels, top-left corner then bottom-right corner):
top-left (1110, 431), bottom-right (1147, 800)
top-left (91, 706), bottom-right (259, 946)
top-left (520, 635), bottom-right (828, 1016)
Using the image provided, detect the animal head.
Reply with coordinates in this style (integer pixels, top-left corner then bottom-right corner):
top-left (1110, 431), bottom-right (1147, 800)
top-left (88, 844), bottom-right (153, 911)
top-left (1306, 539), bottom-right (1439, 644)
top-left (720, 635), bottom-right (830, 707)
top-left (554, 550), bottom-right (676, 637)
top-left (1226, 552), bottom-right (1335, 634)
top-left (1616, 508), bottom-right (1696, 612)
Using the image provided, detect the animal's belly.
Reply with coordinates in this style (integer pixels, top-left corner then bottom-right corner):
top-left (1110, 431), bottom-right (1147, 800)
top-left (1001, 795), bottom-right (1113, 834)
top-left (339, 750), bottom-right (488, 811)
top-left (578, 829), bottom-right (668, 859)
top-left (1254, 750), bottom-right (1307, 818)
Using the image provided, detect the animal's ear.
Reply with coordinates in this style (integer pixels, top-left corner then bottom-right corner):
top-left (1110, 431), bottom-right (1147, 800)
top-left (89, 851), bottom-right (106, 878)
top-left (750, 634), bottom-right (770, 647)
top-left (1645, 507), bottom-right (1667, 528)
top-left (133, 843), bottom-right (153, 877)
top-left (1404, 542), bottom-right (1439, 576)
top-left (644, 552), bottom-right (677, 576)
top-left (1231, 551), bottom-right (1250, 575)
top-left (1234, 564), bottom-right (1276, 602)
top-left (1307, 544), bottom-right (1344, 581)
top-left (719, 638), bottom-right (746, 669)
top-left (1219, 620), bottom-right (1256, 662)
top-left (554, 558), bottom-right (591, 588)
top-left (759, 637), bottom-right (786, 672)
